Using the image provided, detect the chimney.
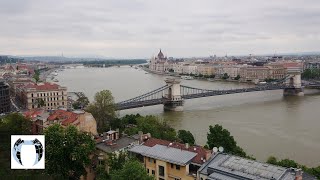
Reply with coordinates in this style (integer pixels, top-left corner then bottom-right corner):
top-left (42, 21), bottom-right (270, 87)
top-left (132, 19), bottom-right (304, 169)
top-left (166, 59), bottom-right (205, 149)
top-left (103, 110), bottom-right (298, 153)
top-left (147, 133), bottom-right (151, 138)
top-left (185, 143), bottom-right (189, 149)
top-left (295, 169), bottom-right (303, 180)
top-left (205, 150), bottom-right (212, 160)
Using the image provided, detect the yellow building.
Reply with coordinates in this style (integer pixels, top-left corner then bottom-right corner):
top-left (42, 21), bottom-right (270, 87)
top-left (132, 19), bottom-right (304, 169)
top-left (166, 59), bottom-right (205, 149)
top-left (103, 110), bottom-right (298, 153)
top-left (129, 137), bottom-right (211, 180)
top-left (130, 144), bottom-right (197, 180)
top-left (196, 65), bottom-right (215, 76)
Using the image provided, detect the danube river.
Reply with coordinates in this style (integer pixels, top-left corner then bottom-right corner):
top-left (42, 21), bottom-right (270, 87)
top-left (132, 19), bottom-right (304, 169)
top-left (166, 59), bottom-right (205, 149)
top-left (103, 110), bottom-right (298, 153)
top-left (56, 66), bottom-right (320, 167)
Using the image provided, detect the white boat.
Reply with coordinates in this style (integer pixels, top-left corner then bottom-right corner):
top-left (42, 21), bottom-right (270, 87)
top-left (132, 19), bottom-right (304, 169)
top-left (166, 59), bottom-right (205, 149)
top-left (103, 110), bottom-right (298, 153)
top-left (207, 78), bottom-right (215, 82)
top-left (181, 76), bottom-right (194, 80)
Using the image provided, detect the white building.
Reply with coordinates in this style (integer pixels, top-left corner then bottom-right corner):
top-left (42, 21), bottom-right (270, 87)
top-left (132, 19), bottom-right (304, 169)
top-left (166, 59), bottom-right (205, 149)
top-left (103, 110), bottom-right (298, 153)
top-left (149, 49), bottom-right (168, 72)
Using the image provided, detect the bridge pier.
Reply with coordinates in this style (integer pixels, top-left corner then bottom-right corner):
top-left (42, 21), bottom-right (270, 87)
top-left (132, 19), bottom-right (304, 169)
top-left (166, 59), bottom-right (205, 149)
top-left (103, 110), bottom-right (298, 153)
top-left (283, 68), bottom-right (304, 96)
top-left (163, 78), bottom-right (184, 111)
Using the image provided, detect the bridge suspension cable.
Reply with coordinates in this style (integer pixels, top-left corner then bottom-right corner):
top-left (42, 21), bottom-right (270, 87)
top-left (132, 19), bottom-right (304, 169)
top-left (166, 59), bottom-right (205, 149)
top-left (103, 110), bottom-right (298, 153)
top-left (116, 85), bottom-right (171, 108)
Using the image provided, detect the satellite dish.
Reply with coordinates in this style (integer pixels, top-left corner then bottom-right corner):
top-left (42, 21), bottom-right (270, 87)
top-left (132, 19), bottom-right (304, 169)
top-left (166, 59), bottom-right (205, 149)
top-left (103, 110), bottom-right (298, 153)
top-left (218, 146), bottom-right (224, 152)
top-left (212, 147), bottom-right (218, 153)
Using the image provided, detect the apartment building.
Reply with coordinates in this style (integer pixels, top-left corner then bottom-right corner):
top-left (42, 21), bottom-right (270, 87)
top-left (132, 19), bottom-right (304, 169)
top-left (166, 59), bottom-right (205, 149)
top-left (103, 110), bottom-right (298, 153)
top-left (0, 80), bottom-right (10, 114)
top-left (129, 137), bottom-right (211, 180)
top-left (196, 65), bottom-right (215, 76)
top-left (240, 66), bottom-right (270, 82)
top-left (17, 82), bottom-right (67, 110)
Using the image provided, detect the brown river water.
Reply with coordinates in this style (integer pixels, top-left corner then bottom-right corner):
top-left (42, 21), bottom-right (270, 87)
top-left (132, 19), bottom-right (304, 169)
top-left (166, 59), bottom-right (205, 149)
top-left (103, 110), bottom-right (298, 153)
top-left (55, 66), bottom-right (320, 167)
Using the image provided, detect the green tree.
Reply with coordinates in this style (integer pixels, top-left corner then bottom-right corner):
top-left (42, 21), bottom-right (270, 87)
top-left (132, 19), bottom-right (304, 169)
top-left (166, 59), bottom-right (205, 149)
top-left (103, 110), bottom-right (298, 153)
top-left (177, 130), bottom-right (195, 145)
top-left (222, 73), bottom-right (229, 80)
top-left (96, 165), bottom-right (110, 180)
top-left (35, 98), bottom-right (45, 108)
top-left (0, 113), bottom-right (32, 135)
top-left (277, 159), bottom-right (298, 168)
top-left (209, 74), bottom-right (216, 78)
top-left (134, 116), bottom-right (176, 141)
top-left (207, 124), bottom-right (246, 157)
top-left (86, 90), bottom-right (116, 133)
top-left (45, 124), bottom-right (95, 179)
top-left (107, 151), bottom-right (127, 171)
top-left (110, 160), bottom-right (154, 180)
top-left (266, 156), bottom-right (278, 165)
top-left (0, 113), bottom-right (54, 178)
top-left (33, 70), bottom-right (40, 83)
top-left (234, 75), bottom-right (241, 80)
top-left (73, 96), bottom-right (90, 109)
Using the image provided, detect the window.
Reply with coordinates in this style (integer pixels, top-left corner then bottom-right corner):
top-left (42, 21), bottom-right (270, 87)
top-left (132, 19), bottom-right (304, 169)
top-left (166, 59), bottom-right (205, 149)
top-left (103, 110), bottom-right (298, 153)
top-left (176, 165), bottom-right (180, 170)
top-left (159, 165), bottom-right (164, 177)
top-left (149, 157), bottom-right (152, 163)
top-left (147, 168), bottom-right (149, 174)
top-left (152, 170), bottom-right (155, 175)
top-left (62, 102), bottom-right (64, 105)
top-left (154, 159), bottom-right (156, 163)
top-left (171, 163), bottom-right (174, 168)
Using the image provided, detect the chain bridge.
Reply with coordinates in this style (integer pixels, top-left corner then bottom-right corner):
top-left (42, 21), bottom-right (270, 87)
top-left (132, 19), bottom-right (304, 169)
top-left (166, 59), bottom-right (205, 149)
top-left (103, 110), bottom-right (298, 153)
top-left (115, 70), bottom-right (319, 111)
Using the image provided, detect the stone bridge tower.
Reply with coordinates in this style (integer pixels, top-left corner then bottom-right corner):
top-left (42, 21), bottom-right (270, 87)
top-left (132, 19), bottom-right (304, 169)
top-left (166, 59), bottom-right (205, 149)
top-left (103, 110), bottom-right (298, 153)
top-left (284, 67), bottom-right (304, 96)
top-left (163, 78), bottom-right (184, 111)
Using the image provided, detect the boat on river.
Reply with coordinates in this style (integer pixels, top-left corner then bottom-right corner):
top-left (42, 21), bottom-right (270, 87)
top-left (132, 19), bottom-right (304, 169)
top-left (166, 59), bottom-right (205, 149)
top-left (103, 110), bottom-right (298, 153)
top-left (181, 76), bottom-right (194, 80)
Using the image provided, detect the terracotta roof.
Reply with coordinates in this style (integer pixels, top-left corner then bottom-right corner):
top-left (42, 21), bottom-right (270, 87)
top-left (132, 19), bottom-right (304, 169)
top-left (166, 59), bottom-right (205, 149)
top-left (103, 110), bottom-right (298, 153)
top-left (283, 62), bottom-right (303, 68)
top-left (24, 82), bottom-right (60, 91)
top-left (24, 109), bottom-right (45, 118)
top-left (47, 109), bottom-right (78, 126)
top-left (142, 137), bottom-right (211, 165)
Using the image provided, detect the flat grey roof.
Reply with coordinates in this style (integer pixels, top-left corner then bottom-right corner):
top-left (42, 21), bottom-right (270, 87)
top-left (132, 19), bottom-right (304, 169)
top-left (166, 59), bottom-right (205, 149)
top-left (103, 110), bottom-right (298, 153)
top-left (129, 144), bottom-right (151, 154)
top-left (96, 136), bottom-right (136, 153)
top-left (129, 144), bottom-right (197, 166)
top-left (200, 153), bottom-right (296, 180)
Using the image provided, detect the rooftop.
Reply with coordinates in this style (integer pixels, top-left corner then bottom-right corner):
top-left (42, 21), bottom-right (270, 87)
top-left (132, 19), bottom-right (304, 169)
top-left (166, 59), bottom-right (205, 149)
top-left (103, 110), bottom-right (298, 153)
top-left (96, 136), bottom-right (137, 153)
top-left (130, 144), bottom-right (197, 166)
top-left (47, 109), bottom-right (78, 126)
top-left (23, 82), bottom-right (65, 91)
top-left (135, 137), bottom-right (211, 165)
top-left (199, 153), bottom-right (299, 180)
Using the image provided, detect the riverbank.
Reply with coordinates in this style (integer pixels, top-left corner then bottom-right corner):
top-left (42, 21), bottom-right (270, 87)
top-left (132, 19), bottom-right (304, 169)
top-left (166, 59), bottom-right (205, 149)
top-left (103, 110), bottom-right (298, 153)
top-left (142, 67), bottom-right (256, 84)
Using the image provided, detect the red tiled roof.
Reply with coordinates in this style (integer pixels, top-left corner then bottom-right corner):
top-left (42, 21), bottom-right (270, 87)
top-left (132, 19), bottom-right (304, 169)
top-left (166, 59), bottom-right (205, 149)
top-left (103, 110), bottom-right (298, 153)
top-left (143, 137), bottom-right (211, 165)
top-left (47, 110), bottom-right (78, 126)
top-left (24, 82), bottom-right (60, 91)
top-left (24, 109), bottom-right (44, 118)
top-left (283, 62), bottom-right (303, 68)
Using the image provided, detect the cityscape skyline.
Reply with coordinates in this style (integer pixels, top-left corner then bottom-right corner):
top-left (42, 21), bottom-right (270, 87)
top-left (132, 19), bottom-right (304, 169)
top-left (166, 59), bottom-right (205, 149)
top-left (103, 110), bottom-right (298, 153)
top-left (0, 0), bottom-right (319, 58)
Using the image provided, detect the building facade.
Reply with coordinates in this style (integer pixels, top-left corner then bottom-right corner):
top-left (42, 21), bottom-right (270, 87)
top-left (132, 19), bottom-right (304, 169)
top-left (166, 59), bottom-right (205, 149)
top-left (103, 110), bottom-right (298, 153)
top-left (129, 137), bottom-right (211, 180)
top-left (240, 66), bottom-right (270, 82)
top-left (17, 82), bottom-right (67, 110)
top-left (0, 80), bottom-right (10, 114)
top-left (197, 65), bottom-right (215, 76)
top-left (149, 49), bottom-right (168, 72)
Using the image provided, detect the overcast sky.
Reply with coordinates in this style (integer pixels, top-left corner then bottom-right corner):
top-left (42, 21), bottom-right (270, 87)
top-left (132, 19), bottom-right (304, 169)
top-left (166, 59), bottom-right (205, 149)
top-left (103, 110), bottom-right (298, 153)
top-left (0, 0), bottom-right (319, 58)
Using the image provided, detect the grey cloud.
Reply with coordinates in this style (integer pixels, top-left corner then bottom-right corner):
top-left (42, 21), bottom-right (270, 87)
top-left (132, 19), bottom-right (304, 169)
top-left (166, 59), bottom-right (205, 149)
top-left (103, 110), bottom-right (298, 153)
top-left (0, 0), bottom-right (319, 57)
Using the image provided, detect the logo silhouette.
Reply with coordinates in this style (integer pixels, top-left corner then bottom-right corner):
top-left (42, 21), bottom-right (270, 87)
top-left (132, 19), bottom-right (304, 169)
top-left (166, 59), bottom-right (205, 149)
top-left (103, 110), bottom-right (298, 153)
top-left (12, 138), bottom-right (44, 166)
